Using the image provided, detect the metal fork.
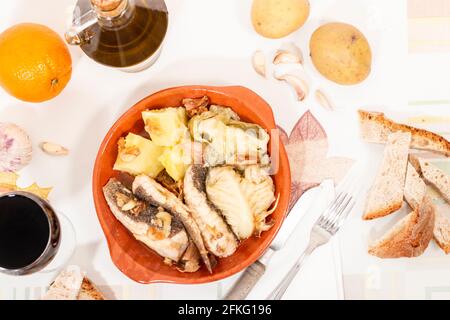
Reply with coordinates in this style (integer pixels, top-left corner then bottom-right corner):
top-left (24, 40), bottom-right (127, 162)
top-left (267, 170), bottom-right (359, 300)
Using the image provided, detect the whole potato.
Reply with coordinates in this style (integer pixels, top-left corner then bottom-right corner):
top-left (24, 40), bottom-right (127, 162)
top-left (310, 22), bottom-right (372, 85)
top-left (252, 0), bottom-right (310, 39)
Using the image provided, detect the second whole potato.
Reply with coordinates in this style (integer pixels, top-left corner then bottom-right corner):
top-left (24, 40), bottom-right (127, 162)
top-left (310, 22), bottom-right (372, 85)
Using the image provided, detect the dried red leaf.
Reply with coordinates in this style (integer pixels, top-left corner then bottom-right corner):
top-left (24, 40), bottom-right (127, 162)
top-left (279, 110), bottom-right (353, 211)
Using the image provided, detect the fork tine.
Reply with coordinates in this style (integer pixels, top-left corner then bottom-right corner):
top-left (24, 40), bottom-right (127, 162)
top-left (324, 190), bottom-right (347, 215)
top-left (317, 191), bottom-right (346, 225)
top-left (320, 192), bottom-right (348, 228)
top-left (325, 194), bottom-right (353, 229)
top-left (335, 185), bottom-right (365, 228)
top-left (316, 162), bottom-right (361, 233)
top-left (332, 200), bottom-right (356, 233)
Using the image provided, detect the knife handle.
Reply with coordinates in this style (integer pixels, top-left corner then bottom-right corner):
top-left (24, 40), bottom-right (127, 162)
top-left (224, 260), bottom-right (266, 300)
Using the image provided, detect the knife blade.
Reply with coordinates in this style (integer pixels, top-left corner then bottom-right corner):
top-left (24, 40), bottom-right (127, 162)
top-left (224, 179), bottom-right (335, 300)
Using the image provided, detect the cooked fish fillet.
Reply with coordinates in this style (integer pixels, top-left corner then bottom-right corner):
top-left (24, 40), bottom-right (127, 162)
top-left (206, 165), bottom-right (276, 239)
top-left (184, 165), bottom-right (238, 257)
top-left (206, 166), bottom-right (254, 239)
top-left (103, 178), bottom-right (189, 262)
top-left (132, 175), bottom-right (213, 273)
top-left (177, 241), bottom-right (201, 273)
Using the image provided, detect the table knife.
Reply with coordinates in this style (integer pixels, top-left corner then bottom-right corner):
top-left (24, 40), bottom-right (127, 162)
top-left (224, 179), bottom-right (335, 300)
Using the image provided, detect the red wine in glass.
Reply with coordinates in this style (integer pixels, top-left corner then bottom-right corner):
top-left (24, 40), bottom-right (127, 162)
top-left (0, 192), bottom-right (62, 275)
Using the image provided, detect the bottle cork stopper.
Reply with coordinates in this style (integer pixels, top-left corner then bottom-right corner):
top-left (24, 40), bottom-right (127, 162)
top-left (91, 0), bottom-right (123, 11)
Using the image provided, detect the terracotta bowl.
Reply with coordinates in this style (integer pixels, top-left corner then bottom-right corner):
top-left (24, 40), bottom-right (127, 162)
top-left (92, 85), bottom-right (291, 284)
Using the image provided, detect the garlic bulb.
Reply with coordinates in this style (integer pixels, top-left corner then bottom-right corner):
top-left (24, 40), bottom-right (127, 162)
top-left (0, 123), bottom-right (32, 172)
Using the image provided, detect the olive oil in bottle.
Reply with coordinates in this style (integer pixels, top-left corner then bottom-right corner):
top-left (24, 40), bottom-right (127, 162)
top-left (66, 0), bottom-right (168, 72)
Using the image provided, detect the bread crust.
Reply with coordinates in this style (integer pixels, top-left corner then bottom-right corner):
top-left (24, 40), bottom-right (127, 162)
top-left (430, 195), bottom-right (450, 255)
top-left (76, 278), bottom-right (105, 300)
top-left (435, 238), bottom-right (450, 254)
top-left (363, 202), bottom-right (402, 220)
top-left (436, 243), bottom-right (450, 254)
top-left (368, 196), bottom-right (435, 258)
top-left (359, 110), bottom-right (450, 156)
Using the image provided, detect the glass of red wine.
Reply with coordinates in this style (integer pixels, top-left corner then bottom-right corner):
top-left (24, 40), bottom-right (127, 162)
top-left (0, 192), bottom-right (76, 276)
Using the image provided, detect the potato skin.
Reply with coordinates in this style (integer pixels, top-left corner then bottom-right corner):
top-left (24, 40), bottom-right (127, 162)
top-left (310, 22), bottom-right (372, 85)
top-left (251, 0), bottom-right (310, 39)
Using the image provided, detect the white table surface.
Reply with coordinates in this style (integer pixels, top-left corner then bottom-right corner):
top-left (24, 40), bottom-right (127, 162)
top-left (0, 0), bottom-right (409, 300)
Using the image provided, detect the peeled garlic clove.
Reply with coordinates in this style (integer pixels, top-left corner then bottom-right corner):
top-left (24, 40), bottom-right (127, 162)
top-left (315, 90), bottom-right (334, 111)
top-left (274, 73), bottom-right (309, 101)
top-left (252, 50), bottom-right (266, 77)
top-left (40, 142), bottom-right (69, 156)
top-left (273, 43), bottom-right (304, 65)
top-left (0, 123), bottom-right (32, 172)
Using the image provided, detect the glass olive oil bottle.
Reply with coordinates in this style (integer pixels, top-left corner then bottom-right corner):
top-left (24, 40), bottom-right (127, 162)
top-left (66, 0), bottom-right (168, 72)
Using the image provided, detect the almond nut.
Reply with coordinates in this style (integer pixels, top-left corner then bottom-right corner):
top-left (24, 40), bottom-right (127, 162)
top-left (115, 192), bottom-right (129, 208)
top-left (40, 142), bottom-right (69, 156)
top-left (121, 199), bottom-right (138, 211)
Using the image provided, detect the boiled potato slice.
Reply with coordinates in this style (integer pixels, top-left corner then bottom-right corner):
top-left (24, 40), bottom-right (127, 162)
top-left (113, 133), bottom-right (165, 177)
top-left (142, 107), bottom-right (188, 147)
top-left (158, 144), bottom-right (190, 182)
top-left (251, 0), bottom-right (310, 39)
top-left (310, 22), bottom-right (372, 85)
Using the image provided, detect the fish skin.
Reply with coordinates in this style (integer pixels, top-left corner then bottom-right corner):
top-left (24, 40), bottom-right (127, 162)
top-left (184, 165), bottom-right (238, 257)
top-left (132, 175), bottom-right (213, 273)
top-left (103, 178), bottom-right (188, 262)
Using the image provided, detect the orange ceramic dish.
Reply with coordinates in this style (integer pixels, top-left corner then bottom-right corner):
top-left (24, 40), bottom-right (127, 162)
top-left (92, 85), bottom-right (291, 284)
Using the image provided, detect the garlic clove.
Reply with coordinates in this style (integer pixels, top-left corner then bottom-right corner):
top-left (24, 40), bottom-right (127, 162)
top-left (273, 51), bottom-right (302, 65)
top-left (273, 43), bottom-right (304, 65)
top-left (40, 142), bottom-right (69, 156)
top-left (274, 73), bottom-right (309, 101)
top-left (0, 123), bottom-right (32, 172)
top-left (315, 90), bottom-right (334, 111)
top-left (252, 50), bottom-right (266, 77)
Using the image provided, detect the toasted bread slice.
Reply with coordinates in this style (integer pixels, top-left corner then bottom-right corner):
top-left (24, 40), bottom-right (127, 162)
top-left (368, 195), bottom-right (435, 258)
top-left (77, 277), bottom-right (105, 300)
top-left (358, 110), bottom-right (450, 156)
top-left (404, 162), bottom-right (427, 210)
top-left (409, 155), bottom-right (450, 203)
top-left (42, 266), bottom-right (84, 300)
top-left (363, 131), bottom-right (411, 220)
top-left (408, 155), bottom-right (450, 253)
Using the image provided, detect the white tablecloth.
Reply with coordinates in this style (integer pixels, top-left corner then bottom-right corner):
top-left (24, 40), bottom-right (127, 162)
top-left (0, 0), bottom-right (408, 299)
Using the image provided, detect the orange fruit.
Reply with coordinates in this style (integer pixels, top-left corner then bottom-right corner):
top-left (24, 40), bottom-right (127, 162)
top-left (0, 23), bottom-right (72, 103)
